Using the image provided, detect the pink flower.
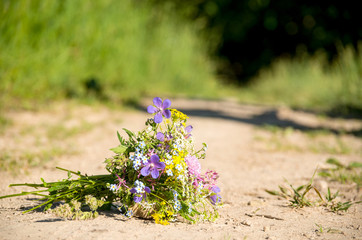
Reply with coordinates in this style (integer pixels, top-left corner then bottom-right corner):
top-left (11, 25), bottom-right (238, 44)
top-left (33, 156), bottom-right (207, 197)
top-left (185, 155), bottom-right (201, 177)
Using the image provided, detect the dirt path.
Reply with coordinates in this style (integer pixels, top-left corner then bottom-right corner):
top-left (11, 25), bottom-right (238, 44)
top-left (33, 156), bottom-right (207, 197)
top-left (0, 99), bottom-right (361, 240)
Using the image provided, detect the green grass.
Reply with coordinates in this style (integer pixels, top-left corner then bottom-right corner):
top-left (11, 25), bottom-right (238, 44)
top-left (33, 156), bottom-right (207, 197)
top-left (318, 158), bottom-right (362, 188)
top-left (1, 0), bottom-right (361, 115)
top-left (315, 223), bottom-right (344, 234)
top-left (239, 44), bottom-right (362, 114)
top-left (266, 169), bottom-right (359, 213)
top-left (0, 0), bottom-right (221, 109)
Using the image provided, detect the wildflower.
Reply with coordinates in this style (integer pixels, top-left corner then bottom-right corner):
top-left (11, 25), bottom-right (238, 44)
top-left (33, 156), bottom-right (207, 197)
top-left (109, 184), bottom-right (118, 192)
top-left (147, 97), bottom-right (171, 124)
top-left (188, 202), bottom-right (193, 214)
top-left (185, 155), bottom-right (201, 177)
top-left (209, 185), bottom-right (221, 205)
top-left (203, 170), bottom-right (219, 189)
top-left (174, 200), bottom-right (182, 211)
top-left (175, 164), bottom-right (183, 171)
top-left (141, 155), bottom-right (165, 179)
top-left (141, 155), bottom-right (148, 164)
top-left (166, 169), bottom-right (173, 176)
top-left (130, 180), bottom-right (151, 203)
top-left (135, 151), bottom-right (143, 159)
top-left (156, 132), bottom-right (165, 142)
top-left (177, 175), bottom-right (185, 181)
top-left (185, 125), bottom-right (193, 138)
top-left (125, 209), bottom-right (133, 218)
top-left (115, 174), bottom-right (128, 189)
top-left (185, 125), bottom-right (193, 133)
top-left (152, 213), bottom-right (169, 225)
top-left (172, 190), bottom-right (178, 199)
top-left (197, 182), bottom-right (203, 193)
top-left (138, 141), bottom-right (146, 149)
top-left (172, 149), bottom-right (178, 156)
top-left (171, 109), bottom-right (188, 121)
top-left (118, 205), bottom-right (133, 218)
top-left (133, 158), bottom-right (141, 170)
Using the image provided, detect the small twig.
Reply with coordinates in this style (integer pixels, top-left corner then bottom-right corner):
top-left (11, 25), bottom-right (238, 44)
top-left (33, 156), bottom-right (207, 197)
top-left (245, 213), bottom-right (284, 221)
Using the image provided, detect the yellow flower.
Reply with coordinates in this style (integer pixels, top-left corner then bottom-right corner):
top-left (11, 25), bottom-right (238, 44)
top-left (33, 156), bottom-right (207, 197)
top-left (171, 109), bottom-right (188, 121)
top-left (152, 212), bottom-right (170, 225)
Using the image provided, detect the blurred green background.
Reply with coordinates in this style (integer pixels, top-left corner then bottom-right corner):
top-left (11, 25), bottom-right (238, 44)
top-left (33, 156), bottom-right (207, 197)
top-left (0, 0), bottom-right (361, 114)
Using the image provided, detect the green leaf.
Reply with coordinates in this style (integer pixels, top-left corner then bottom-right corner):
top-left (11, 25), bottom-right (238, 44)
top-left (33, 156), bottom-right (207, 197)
top-left (123, 128), bottom-right (136, 140)
top-left (117, 131), bottom-right (124, 143)
top-left (265, 189), bottom-right (281, 196)
top-left (312, 186), bottom-right (323, 201)
top-left (48, 184), bottom-right (68, 192)
top-left (326, 158), bottom-right (344, 168)
top-left (110, 145), bottom-right (128, 155)
top-left (348, 162), bottom-right (362, 169)
top-left (318, 171), bottom-right (331, 178)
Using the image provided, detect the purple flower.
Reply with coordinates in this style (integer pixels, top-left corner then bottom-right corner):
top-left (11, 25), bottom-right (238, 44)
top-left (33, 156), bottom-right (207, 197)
top-left (147, 97), bottom-right (171, 123)
top-left (185, 125), bottom-right (193, 139)
top-left (129, 180), bottom-right (151, 203)
top-left (141, 155), bottom-right (165, 179)
top-left (211, 185), bottom-right (220, 193)
top-left (185, 125), bottom-right (193, 133)
top-left (210, 186), bottom-right (221, 205)
top-left (156, 132), bottom-right (165, 142)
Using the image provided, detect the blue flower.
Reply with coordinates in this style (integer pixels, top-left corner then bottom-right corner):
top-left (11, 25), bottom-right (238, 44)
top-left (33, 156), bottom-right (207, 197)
top-left (109, 184), bottom-right (118, 192)
top-left (130, 180), bottom-right (151, 203)
top-left (138, 141), bottom-right (146, 149)
top-left (174, 200), bottom-right (182, 211)
top-left (172, 190), bottom-right (178, 199)
top-left (125, 209), bottom-right (133, 218)
top-left (188, 202), bottom-right (193, 214)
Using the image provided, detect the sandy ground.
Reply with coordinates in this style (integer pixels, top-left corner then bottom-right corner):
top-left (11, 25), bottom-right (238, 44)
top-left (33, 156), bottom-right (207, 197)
top-left (0, 98), bottom-right (361, 240)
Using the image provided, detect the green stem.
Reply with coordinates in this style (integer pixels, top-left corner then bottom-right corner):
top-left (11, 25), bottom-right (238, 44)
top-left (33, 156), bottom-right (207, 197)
top-left (56, 166), bottom-right (85, 177)
top-left (149, 192), bottom-right (171, 206)
top-left (23, 198), bottom-right (54, 213)
top-left (0, 190), bottom-right (49, 199)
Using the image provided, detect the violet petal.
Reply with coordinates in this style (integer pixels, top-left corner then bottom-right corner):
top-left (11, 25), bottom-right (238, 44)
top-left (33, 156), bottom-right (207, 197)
top-left (141, 165), bottom-right (151, 176)
top-left (153, 97), bottom-right (163, 108)
top-left (150, 154), bottom-right (159, 163)
top-left (210, 194), bottom-right (221, 205)
top-left (151, 169), bottom-right (160, 179)
top-left (212, 185), bottom-right (221, 193)
top-left (154, 113), bottom-right (163, 123)
top-left (134, 196), bottom-right (142, 203)
top-left (154, 161), bottom-right (165, 170)
top-left (163, 109), bottom-right (171, 119)
top-left (162, 99), bottom-right (171, 109)
top-left (130, 188), bottom-right (136, 194)
top-left (147, 105), bottom-right (157, 114)
top-left (185, 125), bottom-right (193, 133)
top-left (156, 132), bottom-right (164, 141)
top-left (145, 186), bottom-right (151, 193)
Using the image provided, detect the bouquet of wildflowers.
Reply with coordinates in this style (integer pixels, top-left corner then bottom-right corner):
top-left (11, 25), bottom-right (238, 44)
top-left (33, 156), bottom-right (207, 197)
top-left (0, 97), bottom-right (222, 224)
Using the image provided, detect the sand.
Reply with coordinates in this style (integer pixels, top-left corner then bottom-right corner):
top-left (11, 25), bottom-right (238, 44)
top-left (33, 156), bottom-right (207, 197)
top-left (0, 98), bottom-right (361, 240)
